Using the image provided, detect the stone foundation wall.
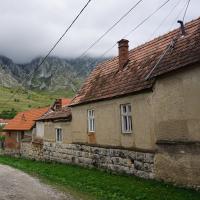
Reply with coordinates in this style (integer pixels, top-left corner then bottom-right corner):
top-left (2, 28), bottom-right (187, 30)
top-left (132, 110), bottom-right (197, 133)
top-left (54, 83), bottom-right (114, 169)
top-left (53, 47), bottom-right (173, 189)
top-left (3, 148), bottom-right (20, 156)
top-left (21, 141), bottom-right (43, 160)
top-left (3, 140), bottom-right (200, 188)
top-left (43, 142), bottom-right (155, 179)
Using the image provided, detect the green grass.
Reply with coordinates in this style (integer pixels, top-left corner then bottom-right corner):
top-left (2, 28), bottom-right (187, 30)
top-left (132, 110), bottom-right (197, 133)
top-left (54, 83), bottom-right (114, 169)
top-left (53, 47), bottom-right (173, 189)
top-left (0, 156), bottom-right (199, 200)
top-left (0, 86), bottom-right (74, 113)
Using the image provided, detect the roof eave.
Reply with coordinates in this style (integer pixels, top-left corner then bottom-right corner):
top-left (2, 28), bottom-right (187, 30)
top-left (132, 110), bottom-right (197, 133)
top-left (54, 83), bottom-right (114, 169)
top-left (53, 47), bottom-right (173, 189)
top-left (36, 116), bottom-right (72, 122)
top-left (69, 87), bottom-right (153, 107)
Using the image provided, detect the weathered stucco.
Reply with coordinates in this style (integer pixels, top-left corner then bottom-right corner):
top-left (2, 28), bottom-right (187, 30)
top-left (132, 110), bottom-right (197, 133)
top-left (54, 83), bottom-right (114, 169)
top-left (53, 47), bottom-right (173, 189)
top-left (71, 93), bottom-right (155, 150)
top-left (155, 142), bottom-right (200, 188)
top-left (72, 65), bottom-right (200, 149)
top-left (43, 121), bottom-right (72, 144)
top-left (152, 65), bottom-right (200, 142)
top-left (152, 65), bottom-right (200, 187)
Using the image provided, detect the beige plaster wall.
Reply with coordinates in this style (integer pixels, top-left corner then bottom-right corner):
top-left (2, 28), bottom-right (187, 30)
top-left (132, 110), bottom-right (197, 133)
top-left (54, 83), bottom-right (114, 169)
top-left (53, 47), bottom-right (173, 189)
top-left (43, 121), bottom-right (72, 144)
top-left (152, 65), bottom-right (200, 142)
top-left (154, 143), bottom-right (200, 187)
top-left (71, 93), bottom-right (155, 150)
top-left (71, 65), bottom-right (200, 150)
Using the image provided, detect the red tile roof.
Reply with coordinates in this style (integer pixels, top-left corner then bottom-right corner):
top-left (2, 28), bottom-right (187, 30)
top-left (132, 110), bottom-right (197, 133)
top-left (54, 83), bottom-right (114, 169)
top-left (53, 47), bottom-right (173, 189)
top-left (3, 107), bottom-right (49, 131)
top-left (71, 17), bottom-right (200, 106)
top-left (61, 98), bottom-right (71, 107)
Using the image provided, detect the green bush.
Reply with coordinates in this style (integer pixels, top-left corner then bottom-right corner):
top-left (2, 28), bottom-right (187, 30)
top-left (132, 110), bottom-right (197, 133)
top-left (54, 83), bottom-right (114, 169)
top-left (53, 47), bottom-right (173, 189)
top-left (0, 135), bottom-right (5, 141)
top-left (0, 108), bottom-right (17, 119)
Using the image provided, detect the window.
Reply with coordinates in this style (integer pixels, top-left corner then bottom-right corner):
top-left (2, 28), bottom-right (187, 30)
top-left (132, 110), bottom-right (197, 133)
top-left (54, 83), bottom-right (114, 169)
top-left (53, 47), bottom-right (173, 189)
top-left (56, 128), bottom-right (62, 142)
top-left (88, 110), bottom-right (95, 132)
top-left (121, 104), bottom-right (132, 133)
top-left (16, 132), bottom-right (19, 143)
top-left (21, 132), bottom-right (25, 140)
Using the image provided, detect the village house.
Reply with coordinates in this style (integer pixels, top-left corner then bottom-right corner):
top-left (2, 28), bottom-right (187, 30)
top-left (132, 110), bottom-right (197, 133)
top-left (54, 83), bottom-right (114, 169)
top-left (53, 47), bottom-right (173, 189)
top-left (35, 98), bottom-right (72, 143)
top-left (0, 119), bottom-right (10, 149)
top-left (0, 119), bottom-right (10, 127)
top-left (4, 17), bottom-right (200, 188)
top-left (3, 107), bottom-right (48, 153)
top-left (20, 98), bottom-right (71, 160)
top-left (64, 18), bottom-right (199, 186)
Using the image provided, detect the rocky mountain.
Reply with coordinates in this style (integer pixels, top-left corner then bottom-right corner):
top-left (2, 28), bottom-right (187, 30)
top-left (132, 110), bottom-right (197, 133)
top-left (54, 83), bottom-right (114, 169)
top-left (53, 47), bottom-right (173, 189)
top-left (0, 55), bottom-right (105, 92)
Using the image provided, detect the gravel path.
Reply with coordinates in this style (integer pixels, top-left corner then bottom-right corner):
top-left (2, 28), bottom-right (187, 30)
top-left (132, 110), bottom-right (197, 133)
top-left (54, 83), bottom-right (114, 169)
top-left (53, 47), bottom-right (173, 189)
top-left (0, 164), bottom-right (76, 200)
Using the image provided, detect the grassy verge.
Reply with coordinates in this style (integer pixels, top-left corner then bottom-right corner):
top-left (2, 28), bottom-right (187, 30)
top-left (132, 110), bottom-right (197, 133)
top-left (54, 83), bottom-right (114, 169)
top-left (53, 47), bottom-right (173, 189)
top-left (0, 156), bottom-right (199, 200)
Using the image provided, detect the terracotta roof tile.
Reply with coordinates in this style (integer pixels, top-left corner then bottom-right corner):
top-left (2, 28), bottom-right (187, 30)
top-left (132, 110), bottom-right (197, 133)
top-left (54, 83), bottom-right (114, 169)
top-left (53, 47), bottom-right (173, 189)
top-left (61, 98), bottom-right (71, 107)
top-left (3, 107), bottom-right (49, 131)
top-left (37, 106), bottom-right (71, 121)
top-left (71, 17), bottom-right (200, 106)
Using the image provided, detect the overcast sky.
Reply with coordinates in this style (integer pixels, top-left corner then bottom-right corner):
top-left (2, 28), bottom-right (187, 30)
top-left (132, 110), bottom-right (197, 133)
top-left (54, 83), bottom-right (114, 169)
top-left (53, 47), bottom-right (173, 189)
top-left (0, 0), bottom-right (199, 63)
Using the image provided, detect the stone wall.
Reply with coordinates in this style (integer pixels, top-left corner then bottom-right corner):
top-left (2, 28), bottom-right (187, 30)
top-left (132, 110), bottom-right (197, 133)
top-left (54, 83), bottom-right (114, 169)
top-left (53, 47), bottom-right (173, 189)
top-left (4, 140), bottom-right (200, 188)
top-left (43, 142), bottom-right (155, 179)
top-left (3, 148), bottom-right (20, 156)
top-left (21, 141), bottom-right (43, 160)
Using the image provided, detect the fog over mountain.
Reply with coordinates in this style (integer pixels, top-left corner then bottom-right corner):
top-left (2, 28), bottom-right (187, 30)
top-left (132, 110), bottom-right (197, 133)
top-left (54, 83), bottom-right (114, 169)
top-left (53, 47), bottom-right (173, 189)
top-left (0, 0), bottom-right (199, 63)
top-left (0, 55), bottom-right (104, 92)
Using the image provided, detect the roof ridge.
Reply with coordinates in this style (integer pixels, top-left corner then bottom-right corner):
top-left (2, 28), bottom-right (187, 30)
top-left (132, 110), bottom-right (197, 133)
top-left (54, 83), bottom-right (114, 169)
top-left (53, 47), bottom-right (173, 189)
top-left (129, 17), bottom-right (200, 53)
top-left (94, 17), bottom-right (200, 70)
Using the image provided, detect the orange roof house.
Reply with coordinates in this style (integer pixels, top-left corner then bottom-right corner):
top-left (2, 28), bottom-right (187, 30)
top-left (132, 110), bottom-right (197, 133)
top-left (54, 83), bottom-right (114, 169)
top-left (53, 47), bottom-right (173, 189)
top-left (0, 119), bottom-right (10, 124)
top-left (4, 107), bottom-right (49, 131)
top-left (3, 107), bottom-right (49, 151)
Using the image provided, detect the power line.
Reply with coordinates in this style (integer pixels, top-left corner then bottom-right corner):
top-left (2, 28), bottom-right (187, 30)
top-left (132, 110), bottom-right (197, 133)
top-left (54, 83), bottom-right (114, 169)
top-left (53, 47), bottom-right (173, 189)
top-left (182, 0), bottom-right (191, 22)
top-left (168, 0), bottom-right (190, 30)
top-left (145, 38), bottom-right (178, 80)
top-left (147, 0), bottom-right (182, 40)
top-left (145, 0), bottom-right (191, 80)
top-left (78, 0), bottom-right (144, 58)
top-left (49, 0), bottom-right (145, 91)
top-left (0, 0), bottom-right (92, 107)
top-left (98, 0), bottom-right (172, 58)
top-left (72, 0), bottom-right (173, 87)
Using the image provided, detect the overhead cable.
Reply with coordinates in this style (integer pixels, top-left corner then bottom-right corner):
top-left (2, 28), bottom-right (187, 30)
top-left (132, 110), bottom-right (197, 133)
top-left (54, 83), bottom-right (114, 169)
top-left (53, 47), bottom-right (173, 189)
top-left (79, 0), bottom-right (144, 58)
top-left (0, 0), bottom-right (92, 106)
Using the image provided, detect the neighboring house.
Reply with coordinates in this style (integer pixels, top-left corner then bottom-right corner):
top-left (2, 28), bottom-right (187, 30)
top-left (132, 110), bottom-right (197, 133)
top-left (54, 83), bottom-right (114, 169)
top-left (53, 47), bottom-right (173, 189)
top-left (0, 119), bottom-right (10, 127)
top-left (0, 119), bottom-right (10, 149)
top-left (3, 107), bottom-right (49, 151)
top-left (35, 98), bottom-right (72, 143)
top-left (69, 18), bottom-right (200, 184)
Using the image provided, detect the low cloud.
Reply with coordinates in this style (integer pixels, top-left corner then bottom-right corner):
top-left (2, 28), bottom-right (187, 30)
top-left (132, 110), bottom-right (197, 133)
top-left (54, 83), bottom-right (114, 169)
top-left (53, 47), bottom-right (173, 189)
top-left (0, 0), bottom-right (199, 63)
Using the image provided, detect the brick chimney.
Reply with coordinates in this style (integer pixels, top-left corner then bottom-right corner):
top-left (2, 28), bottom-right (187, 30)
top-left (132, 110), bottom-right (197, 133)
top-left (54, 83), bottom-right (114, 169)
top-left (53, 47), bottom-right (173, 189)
top-left (118, 39), bottom-right (129, 69)
top-left (54, 99), bottom-right (62, 111)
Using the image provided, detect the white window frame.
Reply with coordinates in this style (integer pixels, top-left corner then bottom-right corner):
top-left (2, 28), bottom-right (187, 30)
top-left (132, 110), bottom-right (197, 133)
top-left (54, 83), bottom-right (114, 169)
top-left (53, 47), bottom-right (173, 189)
top-left (121, 104), bottom-right (133, 133)
top-left (55, 128), bottom-right (63, 143)
top-left (87, 109), bottom-right (95, 132)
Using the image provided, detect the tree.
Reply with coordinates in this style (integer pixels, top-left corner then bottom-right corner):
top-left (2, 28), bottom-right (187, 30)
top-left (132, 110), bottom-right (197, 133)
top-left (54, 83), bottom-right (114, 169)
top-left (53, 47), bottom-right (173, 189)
top-left (0, 108), bottom-right (17, 119)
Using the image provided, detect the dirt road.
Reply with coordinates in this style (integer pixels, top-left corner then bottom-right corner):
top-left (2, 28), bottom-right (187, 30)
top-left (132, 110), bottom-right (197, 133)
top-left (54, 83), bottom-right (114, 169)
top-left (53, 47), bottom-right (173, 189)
top-left (0, 164), bottom-right (75, 200)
